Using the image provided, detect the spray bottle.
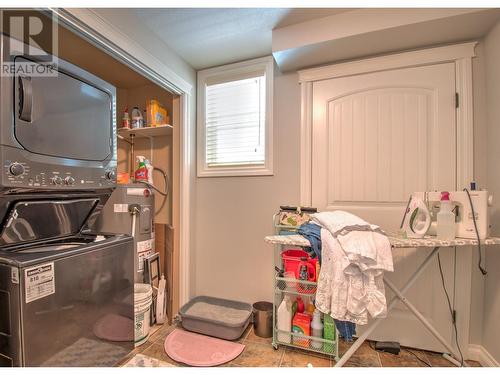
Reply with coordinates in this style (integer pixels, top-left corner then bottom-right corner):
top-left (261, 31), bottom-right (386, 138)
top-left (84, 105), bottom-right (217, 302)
top-left (145, 159), bottom-right (154, 185)
top-left (437, 191), bottom-right (456, 240)
top-left (134, 156), bottom-right (149, 183)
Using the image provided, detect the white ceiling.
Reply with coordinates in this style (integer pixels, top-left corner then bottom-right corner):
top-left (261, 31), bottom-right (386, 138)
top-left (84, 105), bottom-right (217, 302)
top-left (133, 8), bottom-right (350, 70)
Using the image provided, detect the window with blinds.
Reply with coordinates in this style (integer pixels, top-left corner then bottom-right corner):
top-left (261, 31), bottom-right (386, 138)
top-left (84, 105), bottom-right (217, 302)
top-left (205, 75), bottom-right (265, 167)
top-left (197, 56), bottom-right (273, 177)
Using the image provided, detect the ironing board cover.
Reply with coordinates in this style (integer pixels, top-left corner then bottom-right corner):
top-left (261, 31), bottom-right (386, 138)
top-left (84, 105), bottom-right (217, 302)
top-left (264, 234), bottom-right (500, 248)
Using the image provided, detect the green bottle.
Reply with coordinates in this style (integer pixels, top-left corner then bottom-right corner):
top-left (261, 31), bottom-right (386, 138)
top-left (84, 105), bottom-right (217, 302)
top-left (323, 314), bottom-right (336, 353)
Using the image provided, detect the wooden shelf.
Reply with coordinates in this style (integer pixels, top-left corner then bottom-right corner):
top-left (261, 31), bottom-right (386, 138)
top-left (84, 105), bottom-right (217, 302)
top-left (118, 124), bottom-right (173, 139)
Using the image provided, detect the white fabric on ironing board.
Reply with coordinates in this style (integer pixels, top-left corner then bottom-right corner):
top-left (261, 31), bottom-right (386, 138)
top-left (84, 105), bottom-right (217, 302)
top-left (312, 211), bottom-right (393, 324)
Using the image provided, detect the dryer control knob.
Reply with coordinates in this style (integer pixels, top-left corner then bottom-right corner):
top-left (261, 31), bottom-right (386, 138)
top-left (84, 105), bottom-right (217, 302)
top-left (8, 163), bottom-right (25, 176)
top-left (51, 176), bottom-right (63, 185)
top-left (105, 170), bottom-right (116, 180)
top-left (65, 176), bottom-right (75, 185)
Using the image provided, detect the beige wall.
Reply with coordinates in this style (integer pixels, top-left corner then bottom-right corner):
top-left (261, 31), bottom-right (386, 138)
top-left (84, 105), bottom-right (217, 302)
top-left (482, 20), bottom-right (500, 362)
top-left (194, 65), bottom-right (301, 303)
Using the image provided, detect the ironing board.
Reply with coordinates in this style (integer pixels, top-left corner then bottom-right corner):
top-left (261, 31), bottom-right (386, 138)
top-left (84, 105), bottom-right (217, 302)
top-left (264, 233), bottom-right (500, 367)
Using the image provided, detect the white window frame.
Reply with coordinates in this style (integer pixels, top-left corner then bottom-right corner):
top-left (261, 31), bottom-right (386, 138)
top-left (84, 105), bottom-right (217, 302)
top-left (197, 56), bottom-right (274, 177)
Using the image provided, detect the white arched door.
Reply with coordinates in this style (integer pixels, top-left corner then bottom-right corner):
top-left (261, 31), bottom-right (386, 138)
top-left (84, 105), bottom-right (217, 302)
top-left (311, 62), bottom-right (457, 352)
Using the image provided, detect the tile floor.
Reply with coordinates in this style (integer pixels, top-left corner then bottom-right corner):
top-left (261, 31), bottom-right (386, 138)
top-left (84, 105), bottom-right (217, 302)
top-left (119, 322), bottom-right (481, 368)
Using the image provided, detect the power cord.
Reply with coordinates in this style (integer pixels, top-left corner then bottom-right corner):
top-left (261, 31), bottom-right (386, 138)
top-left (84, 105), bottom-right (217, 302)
top-left (463, 188), bottom-right (487, 275)
top-left (437, 253), bottom-right (464, 366)
top-left (368, 341), bottom-right (432, 367)
top-left (404, 349), bottom-right (432, 367)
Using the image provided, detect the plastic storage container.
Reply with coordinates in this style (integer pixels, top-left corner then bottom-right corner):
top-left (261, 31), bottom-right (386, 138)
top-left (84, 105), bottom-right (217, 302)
top-left (134, 283), bottom-right (153, 347)
top-left (179, 296), bottom-right (252, 340)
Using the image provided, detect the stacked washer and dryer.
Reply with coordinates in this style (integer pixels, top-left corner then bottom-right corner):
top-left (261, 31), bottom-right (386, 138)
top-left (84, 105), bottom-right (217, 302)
top-left (0, 35), bottom-right (134, 366)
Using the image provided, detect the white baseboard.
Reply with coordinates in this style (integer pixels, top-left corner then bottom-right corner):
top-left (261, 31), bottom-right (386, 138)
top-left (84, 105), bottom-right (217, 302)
top-left (468, 344), bottom-right (500, 367)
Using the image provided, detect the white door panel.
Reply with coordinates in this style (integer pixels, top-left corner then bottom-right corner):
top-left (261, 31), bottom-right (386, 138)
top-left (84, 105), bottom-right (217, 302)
top-left (311, 63), bottom-right (457, 352)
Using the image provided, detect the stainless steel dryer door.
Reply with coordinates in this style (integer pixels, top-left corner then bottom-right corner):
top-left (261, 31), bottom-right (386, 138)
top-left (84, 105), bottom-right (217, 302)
top-left (13, 57), bottom-right (113, 161)
top-left (19, 237), bottom-right (134, 366)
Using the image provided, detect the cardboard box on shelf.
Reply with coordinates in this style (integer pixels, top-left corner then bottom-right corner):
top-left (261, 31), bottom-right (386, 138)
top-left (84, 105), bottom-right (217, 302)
top-left (146, 99), bottom-right (169, 127)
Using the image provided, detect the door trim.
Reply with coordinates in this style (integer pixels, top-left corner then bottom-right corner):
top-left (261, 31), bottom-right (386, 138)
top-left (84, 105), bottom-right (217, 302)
top-left (299, 42), bottom-right (476, 206)
top-left (298, 42), bottom-right (477, 84)
top-left (299, 42), bottom-right (477, 356)
top-left (52, 8), bottom-right (193, 308)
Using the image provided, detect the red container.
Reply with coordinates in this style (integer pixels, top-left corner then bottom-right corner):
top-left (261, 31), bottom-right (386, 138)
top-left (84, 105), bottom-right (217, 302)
top-left (281, 249), bottom-right (318, 294)
top-left (281, 249), bottom-right (317, 280)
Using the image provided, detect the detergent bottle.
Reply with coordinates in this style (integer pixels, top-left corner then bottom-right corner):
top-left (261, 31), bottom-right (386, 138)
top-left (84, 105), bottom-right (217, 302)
top-left (296, 296), bottom-right (305, 314)
top-left (277, 295), bottom-right (292, 344)
top-left (437, 191), bottom-right (456, 240)
top-left (131, 107), bottom-right (143, 129)
top-left (134, 156), bottom-right (149, 183)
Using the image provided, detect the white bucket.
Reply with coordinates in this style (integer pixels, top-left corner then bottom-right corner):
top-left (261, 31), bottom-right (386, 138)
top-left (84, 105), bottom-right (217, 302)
top-left (134, 283), bottom-right (153, 347)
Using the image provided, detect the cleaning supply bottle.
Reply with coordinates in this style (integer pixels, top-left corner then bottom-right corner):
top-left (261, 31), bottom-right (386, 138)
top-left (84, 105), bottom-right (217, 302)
top-left (296, 296), bottom-right (305, 314)
top-left (437, 191), bottom-right (456, 240)
top-left (305, 300), bottom-right (315, 316)
top-left (131, 106), bottom-right (143, 129)
top-left (145, 159), bottom-right (154, 185)
top-left (134, 156), bottom-right (149, 183)
top-left (122, 107), bottom-right (130, 129)
top-left (311, 309), bottom-right (324, 349)
top-left (277, 296), bottom-right (292, 344)
top-left (323, 314), bottom-right (336, 352)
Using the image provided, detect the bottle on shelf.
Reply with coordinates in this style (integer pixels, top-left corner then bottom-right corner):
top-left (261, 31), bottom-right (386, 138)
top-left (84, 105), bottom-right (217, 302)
top-left (131, 106), bottom-right (144, 129)
top-left (323, 314), bottom-right (336, 352)
top-left (305, 299), bottom-right (315, 316)
top-left (311, 309), bottom-right (324, 349)
top-left (122, 107), bottom-right (130, 129)
top-left (277, 295), bottom-right (292, 344)
top-left (296, 296), bottom-right (305, 314)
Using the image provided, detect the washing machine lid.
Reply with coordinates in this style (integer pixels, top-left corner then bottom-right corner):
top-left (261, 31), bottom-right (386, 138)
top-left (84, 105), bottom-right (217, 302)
top-left (0, 198), bottom-right (99, 247)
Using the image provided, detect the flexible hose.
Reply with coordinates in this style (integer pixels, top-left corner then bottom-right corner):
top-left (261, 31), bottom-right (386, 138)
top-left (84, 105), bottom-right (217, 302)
top-left (136, 167), bottom-right (170, 216)
top-left (139, 170), bottom-right (169, 198)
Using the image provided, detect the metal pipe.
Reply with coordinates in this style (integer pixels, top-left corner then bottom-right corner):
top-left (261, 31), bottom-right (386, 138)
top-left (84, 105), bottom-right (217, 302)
top-left (130, 133), bottom-right (135, 177)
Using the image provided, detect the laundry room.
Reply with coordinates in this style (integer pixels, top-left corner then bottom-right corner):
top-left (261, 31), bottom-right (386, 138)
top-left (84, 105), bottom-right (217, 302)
top-left (2, 3), bottom-right (500, 372)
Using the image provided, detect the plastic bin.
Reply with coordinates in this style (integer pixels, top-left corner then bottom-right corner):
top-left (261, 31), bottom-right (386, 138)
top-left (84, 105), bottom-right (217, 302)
top-left (179, 296), bottom-right (252, 341)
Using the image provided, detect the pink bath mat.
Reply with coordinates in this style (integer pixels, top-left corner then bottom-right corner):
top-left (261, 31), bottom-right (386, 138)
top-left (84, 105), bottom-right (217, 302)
top-left (164, 329), bottom-right (245, 367)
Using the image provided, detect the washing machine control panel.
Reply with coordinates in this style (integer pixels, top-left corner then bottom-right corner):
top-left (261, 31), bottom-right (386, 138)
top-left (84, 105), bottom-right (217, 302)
top-left (2, 153), bottom-right (116, 190)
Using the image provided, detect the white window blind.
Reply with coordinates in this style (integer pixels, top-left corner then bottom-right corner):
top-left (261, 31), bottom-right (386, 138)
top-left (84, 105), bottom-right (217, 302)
top-left (205, 74), bottom-right (266, 167)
